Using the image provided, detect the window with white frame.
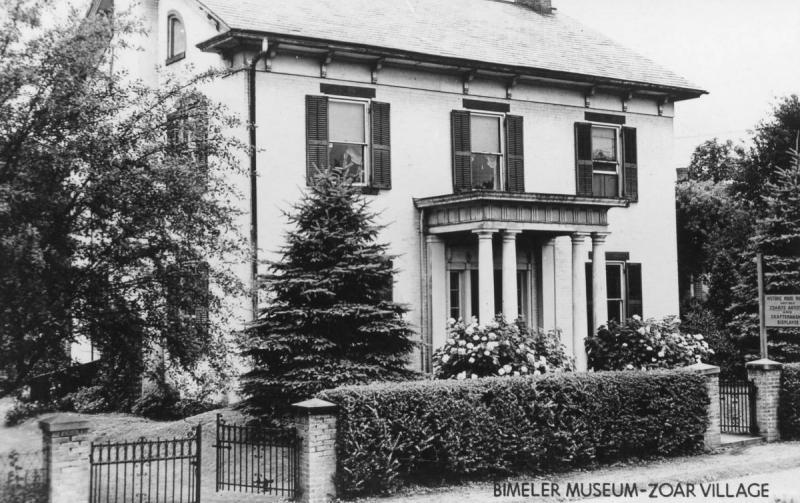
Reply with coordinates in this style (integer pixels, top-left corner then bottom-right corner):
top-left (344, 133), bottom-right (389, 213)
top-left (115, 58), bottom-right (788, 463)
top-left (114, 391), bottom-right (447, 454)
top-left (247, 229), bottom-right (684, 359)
top-left (470, 113), bottom-right (503, 190)
top-left (167, 14), bottom-right (186, 63)
top-left (328, 99), bottom-right (369, 185)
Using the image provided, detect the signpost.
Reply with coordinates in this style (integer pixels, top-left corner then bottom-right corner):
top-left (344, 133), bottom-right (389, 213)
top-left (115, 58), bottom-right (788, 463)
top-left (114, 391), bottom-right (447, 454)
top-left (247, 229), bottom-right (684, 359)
top-left (756, 253), bottom-right (800, 359)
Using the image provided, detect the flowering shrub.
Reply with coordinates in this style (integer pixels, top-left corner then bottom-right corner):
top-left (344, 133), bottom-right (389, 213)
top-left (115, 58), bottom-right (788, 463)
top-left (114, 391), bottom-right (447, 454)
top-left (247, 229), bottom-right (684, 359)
top-left (586, 315), bottom-right (713, 371)
top-left (432, 318), bottom-right (573, 379)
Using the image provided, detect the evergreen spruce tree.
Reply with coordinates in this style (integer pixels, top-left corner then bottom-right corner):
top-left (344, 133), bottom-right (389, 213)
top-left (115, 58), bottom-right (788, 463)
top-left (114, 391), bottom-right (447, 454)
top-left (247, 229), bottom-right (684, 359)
top-left (730, 149), bottom-right (800, 361)
top-left (240, 169), bottom-right (417, 416)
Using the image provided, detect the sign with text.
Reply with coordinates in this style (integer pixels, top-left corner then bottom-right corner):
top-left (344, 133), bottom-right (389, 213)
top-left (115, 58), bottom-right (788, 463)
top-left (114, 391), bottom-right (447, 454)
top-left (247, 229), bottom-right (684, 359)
top-left (765, 294), bottom-right (800, 327)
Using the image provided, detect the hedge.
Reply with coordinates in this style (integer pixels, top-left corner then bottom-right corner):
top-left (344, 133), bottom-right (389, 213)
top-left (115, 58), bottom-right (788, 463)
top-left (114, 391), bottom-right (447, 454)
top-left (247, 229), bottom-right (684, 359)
top-left (319, 371), bottom-right (709, 497)
top-left (779, 363), bottom-right (800, 439)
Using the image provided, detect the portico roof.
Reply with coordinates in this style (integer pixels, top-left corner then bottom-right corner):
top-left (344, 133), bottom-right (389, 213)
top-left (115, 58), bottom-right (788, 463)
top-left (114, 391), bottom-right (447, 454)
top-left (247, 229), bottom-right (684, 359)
top-left (413, 191), bottom-right (628, 234)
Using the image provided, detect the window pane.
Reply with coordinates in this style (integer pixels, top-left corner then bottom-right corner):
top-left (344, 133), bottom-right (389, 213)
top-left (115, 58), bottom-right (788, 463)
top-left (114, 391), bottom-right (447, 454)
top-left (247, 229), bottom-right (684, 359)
top-left (329, 101), bottom-right (365, 143)
top-left (606, 264), bottom-right (622, 299)
top-left (471, 115), bottom-right (501, 153)
top-left (607, 300), bottom-right (623, 322)
top-left (592, 127), bottom-right (616, 161)
top-left (449, 272), bottom-right (461, 320)
top-left (171, 18), bottom-right (186, 55)
top-left (470, 153), bottom-right (500, 189)
top-left (470, 270), bottom-right (479, 319)
top-left (329, 143), bottom-right (364, 183)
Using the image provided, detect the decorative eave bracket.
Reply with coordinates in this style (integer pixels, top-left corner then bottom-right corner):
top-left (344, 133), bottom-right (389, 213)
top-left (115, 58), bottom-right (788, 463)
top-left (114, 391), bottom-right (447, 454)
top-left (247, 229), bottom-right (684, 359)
top-left (463, 70), bottom-right (477, 95)
top-left (658, 95), bottom-right (671, 116)
top-left (506, 75), bottom-right (521, 99)
top-left (622, 91), bottom-right (634, 112)
top-left (265, 43), bottom-right (279, 72)
top-left (371, 58), bottom-right (385, 84)
top-left (584, 86), bottom-right (596, 108)
top-left (320, 51), bottom-right (334, 78)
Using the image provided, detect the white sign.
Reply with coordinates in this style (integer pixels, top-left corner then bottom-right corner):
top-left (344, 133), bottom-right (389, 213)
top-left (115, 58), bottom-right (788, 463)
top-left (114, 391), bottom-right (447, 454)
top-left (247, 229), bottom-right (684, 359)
top-left (765, 294), bottom-right (800, 328)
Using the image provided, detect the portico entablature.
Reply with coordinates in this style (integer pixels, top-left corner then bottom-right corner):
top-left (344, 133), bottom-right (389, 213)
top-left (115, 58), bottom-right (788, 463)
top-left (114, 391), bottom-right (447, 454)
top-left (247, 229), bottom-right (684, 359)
top-left (414, 191), bottom-right (628, 234)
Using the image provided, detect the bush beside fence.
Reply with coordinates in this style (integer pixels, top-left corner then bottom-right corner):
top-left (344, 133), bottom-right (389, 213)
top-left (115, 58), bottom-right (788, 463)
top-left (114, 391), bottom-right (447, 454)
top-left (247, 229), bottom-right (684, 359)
top-left (779, 363), bottom-right (800, 439)
top-left (0, 451), bottom-right (47, 503)
top-left (320, 371), bottom-right (709, 497)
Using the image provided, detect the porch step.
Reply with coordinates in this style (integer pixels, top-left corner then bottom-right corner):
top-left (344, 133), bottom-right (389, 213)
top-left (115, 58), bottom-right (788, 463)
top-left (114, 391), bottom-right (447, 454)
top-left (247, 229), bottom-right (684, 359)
top-left (720, 433), bottom-right (764, 447)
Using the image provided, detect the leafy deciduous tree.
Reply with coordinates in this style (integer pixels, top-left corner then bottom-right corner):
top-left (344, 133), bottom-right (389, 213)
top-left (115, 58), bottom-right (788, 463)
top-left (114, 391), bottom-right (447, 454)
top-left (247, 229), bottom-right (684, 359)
top-left (0, 1), bottom-right (245, 405)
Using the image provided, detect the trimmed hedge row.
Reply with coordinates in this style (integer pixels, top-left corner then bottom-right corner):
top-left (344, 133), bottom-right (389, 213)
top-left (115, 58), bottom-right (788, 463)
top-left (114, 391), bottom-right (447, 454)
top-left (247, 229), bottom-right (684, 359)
top-left (319, 371), bottom-right (709, 497)
top-left (779, 363), bottom-right (800, 439)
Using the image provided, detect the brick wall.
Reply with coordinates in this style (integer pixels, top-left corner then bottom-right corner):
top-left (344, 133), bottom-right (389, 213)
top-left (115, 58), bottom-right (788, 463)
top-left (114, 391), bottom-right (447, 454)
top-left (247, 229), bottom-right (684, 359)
top-left (689, 363), bottom-right (721, 449)
top-left (39, 417), bottom-right (90, 503)
top-left (294, 399), bottom-right (338, 503)
top-left (747, 359), bottom-right (783, 442)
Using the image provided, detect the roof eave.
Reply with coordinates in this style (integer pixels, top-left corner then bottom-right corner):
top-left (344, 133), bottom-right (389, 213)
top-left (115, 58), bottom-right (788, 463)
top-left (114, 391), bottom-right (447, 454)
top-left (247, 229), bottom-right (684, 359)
top-left (197, 30), bottom-right (707, 101)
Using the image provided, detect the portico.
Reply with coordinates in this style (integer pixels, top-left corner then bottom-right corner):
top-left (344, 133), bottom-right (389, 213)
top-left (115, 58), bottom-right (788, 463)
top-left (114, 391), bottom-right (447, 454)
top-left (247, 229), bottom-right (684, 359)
top-left (415, 191), bottom-right (628, 372)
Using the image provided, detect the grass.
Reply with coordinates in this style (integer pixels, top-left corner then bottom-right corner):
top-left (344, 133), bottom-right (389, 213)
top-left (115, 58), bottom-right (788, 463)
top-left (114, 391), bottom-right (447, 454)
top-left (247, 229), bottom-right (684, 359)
top-left (0, 398), bottom-right (287, 502)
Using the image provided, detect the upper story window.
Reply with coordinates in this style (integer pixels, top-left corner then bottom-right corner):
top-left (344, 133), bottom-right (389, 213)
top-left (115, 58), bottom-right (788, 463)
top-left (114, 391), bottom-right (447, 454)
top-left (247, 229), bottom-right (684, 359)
top-left (575, 120), bottom-right (638, 201)
top-left (328, 99), bottom-right (369, 185)
top-left (452, 108), bottom-right (524, 193)
top-left (167, 13), bottom-right (186, 64)
top-left (305, 92), bottom-right (392, 190)
top-left (470, 113), bottom-right (503, 190)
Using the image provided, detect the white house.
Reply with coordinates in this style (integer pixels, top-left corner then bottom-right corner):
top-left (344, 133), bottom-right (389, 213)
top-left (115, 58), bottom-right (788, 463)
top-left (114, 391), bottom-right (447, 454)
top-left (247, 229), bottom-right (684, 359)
top-left (88, 0), bottom-right (705, 372)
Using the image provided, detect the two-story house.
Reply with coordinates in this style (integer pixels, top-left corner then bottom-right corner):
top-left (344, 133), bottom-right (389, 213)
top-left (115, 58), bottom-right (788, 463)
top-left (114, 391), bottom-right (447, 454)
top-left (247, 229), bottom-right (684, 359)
top-left (89, 0), bottom-right (705, 372)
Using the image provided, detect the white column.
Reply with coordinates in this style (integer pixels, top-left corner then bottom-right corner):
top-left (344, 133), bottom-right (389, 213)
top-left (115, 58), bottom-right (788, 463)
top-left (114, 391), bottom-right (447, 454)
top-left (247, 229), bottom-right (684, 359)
top-left (427, 235), bottom-right (447, 351)
top-left (591, 232), bottom-right (610, 334)
top-left (474, 229), bottom-right (497, 324)
top-left (541, 237), bottom-right (557, 331)
top-left (501, 230), bottom-right (521, 322)
top-left (571, 232), bottom-right (590, 372)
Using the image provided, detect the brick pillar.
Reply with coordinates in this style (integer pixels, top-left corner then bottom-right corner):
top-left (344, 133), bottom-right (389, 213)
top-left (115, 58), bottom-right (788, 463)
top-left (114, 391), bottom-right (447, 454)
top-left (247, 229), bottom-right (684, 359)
top-left (747, 358), bottom-right (783, 442)
top-left (688, 362), bottom-right (721, 450)
top-left (39, 416), bottom-right (91, 503)
top-left (293, 398), bottom-right (338, 503)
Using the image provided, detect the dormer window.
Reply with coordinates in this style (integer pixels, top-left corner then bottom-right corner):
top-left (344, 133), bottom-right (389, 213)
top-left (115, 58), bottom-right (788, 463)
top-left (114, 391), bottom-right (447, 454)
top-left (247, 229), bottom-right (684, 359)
top-left (167, 14), bottom-right (186, 64)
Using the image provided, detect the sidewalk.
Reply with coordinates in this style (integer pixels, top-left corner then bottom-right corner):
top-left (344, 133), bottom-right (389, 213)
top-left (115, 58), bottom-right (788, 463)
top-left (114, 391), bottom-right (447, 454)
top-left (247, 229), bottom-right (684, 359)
top-left (352, 441), bottom-right (800, 503)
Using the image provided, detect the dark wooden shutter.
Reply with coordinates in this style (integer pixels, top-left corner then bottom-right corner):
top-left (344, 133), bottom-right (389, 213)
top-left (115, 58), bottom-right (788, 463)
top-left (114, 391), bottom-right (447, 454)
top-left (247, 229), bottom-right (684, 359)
top-left (451, 110), bottom-right (472, 191)
top-left (371, 101), bottom-right (391, 189)
top-left (626, 262), bottom-right (643, 318)
top-left (622, 127), bottom-right (638, 201)
top-left (505, 115), bottom-right (525, 192)
top-left (305, 95), bottom-right (329, 186)
top-left (575, 122), bottom-right (593, 196)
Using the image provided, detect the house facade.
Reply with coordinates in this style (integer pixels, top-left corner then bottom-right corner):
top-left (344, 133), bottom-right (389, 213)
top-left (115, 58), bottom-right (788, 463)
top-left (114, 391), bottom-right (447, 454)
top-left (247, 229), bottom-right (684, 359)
top-left (91, 0), bottom-right (705, 372)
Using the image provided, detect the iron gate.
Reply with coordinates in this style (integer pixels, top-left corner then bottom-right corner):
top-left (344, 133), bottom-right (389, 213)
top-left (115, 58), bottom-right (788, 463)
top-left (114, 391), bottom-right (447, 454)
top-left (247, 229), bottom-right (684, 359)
top-left (89, 425), bottom-right (201, 503)
top-left (214, 414), bottom-right (299, 497)
top-left (719, 379), bottom-right (758, 435)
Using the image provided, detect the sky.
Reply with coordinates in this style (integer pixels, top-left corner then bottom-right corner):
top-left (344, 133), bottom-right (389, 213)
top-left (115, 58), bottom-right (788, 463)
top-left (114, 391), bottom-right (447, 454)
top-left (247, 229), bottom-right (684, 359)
top-left (558, 0), bottom-right (800, 168)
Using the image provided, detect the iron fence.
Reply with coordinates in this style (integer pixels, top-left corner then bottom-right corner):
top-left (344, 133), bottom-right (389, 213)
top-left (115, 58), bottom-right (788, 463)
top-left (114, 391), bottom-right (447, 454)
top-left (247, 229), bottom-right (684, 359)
top-left (214, 414), bottom-right (299, 497)
top-left (719, 379), bottom-right (758, 435)
top-left (89, 425), bottom-right (201, 503)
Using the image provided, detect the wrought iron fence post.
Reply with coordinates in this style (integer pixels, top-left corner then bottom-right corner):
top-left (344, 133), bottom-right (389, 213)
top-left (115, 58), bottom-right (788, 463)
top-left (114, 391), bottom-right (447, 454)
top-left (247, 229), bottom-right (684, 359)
top-left (195, 424), bottom-right (202, 502)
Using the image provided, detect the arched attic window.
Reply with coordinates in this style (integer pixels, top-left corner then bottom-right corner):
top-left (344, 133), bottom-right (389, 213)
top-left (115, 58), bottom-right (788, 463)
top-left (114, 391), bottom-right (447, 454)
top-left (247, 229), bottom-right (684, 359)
top-left (167, 13), bottom-right (186, 64)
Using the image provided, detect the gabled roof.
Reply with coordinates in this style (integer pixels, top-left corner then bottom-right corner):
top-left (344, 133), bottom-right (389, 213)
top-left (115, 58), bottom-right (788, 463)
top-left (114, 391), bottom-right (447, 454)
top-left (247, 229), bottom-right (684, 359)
top-left (196, 0), bottom-right (705, 98)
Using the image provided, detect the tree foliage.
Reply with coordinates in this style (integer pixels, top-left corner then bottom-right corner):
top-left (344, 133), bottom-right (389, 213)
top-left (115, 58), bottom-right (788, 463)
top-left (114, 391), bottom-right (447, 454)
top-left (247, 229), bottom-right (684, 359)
top-left (678, 96), bottom-right (800, 365)
top-left (239, 169), bottom-right (417, 417)
top-left (0, 1), bottom-right (244, 404)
